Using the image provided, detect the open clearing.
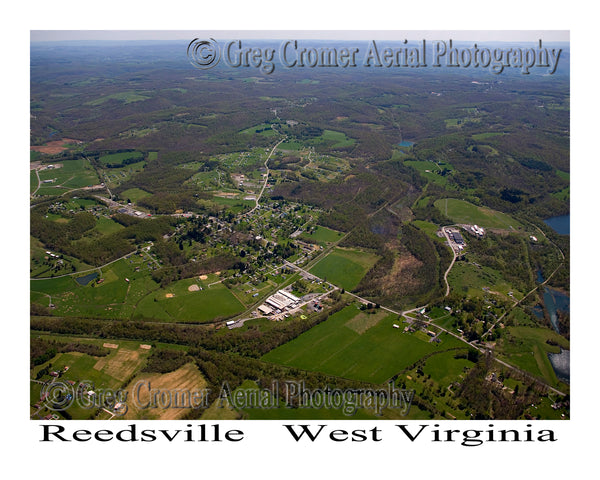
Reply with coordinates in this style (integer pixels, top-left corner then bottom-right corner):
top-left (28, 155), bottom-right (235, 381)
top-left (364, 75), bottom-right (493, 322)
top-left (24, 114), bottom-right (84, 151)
top-left (448, 261), bottom-right (522, 299)
top-left (404, 160), bottom-right (454, 186)
top-left (300, 225), bottom-right (344, 245)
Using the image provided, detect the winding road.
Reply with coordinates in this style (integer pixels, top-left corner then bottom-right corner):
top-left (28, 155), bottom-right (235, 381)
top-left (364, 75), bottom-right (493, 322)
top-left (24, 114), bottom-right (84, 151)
top-left (243, 137), bottom-right (287, 217)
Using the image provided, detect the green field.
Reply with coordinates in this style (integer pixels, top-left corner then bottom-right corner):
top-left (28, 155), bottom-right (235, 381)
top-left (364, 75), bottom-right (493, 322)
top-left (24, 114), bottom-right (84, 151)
top-left (300, 225), bottom-right (344, 245)
top-left (552, 186), bottom-right (570, 201)
top-left (434, 198), bottom-right (524, 230)
top-left (471, 132), bottom-right (506, 141)
top-left (412, 220), bottom-right (445, 242)
top-left (309, 247), bottom-right (380, 291)
top-left (240, 123), bottom-right (278, 137)
top-left (85, 91), bottom-right (151, 106)
top-left (37, 159), bottom-right (99, 192)
top-left (423, 349), bottom-right (472, 386)
top-left (263, 304), bottom-right (463, 383)
top-left (120, 187), bottom-right (152, 203)
top-left (498, 326), bottom-right (570, 386)
top-left (94, 216), bottom-right (125, 235)
top-left (134, 279), bottom-right (245, 323)
top-left (320, 130), bottom-right (355, 148)
top-left (30, 254), bottom-right (154, 319)
top-left (31, 170), bottom-right (39, 193)
top-left (448, 261), bottom-right (521, 299)
top-left (404, 160), bottom-right (454, 186)
top-left (277, 140), bottom-right (304, 151)
top-left (98, 151), bottom-right (144, 165)
top-left (211, 195), bottom-right (255, 213)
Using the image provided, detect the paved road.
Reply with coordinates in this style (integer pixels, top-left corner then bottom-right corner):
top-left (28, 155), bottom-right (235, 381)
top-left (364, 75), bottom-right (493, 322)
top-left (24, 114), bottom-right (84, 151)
top-left (243, 138), bottom-right (287, 217)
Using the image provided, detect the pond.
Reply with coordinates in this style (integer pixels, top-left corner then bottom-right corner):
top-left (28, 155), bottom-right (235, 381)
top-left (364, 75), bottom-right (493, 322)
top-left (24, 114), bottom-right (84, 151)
top-left (543, 214), bottom-right (570, 235)
top-left (398, 141), bottom-right (414, 147)
top-left (536, 270), bottom-right (570, 333)
top-left (548, 348), bottom-right (570, 384)
top-left (75, 272), bottom-right (99, 286)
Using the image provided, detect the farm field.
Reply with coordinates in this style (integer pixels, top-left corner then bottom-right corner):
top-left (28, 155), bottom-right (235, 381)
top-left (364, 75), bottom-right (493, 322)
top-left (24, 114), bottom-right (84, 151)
top-left (434, 198), bottom-right (525, 230)
top-left (123, 362), bottom-right (209, 420)
top-left (308, 247), bottom-right (380, 291)
top-left (262, 304), bottom-right (464, 383)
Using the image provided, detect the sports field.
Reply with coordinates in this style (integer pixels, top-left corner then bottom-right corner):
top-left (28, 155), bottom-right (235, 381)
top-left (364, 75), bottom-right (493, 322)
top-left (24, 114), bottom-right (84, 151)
top-left (133, 279), bottom-right (245, 323)
top-left (308, 247), bottom-right (379, 291)
top-left (263, 304), bottom-right (463, 383)
top-left (434, 198), bottom-right (524, 230)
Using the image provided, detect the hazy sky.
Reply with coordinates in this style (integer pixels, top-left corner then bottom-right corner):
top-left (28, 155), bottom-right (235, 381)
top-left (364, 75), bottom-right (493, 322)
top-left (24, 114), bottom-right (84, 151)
top-left (30, 30), bottom-right (570, 43)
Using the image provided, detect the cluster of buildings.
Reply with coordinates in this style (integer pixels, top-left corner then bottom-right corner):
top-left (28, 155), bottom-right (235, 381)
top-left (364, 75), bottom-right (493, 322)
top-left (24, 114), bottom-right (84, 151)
top-left (257, 289), bottom-right (301, 316)
top-left (470, 224), bottom-right (485, 236)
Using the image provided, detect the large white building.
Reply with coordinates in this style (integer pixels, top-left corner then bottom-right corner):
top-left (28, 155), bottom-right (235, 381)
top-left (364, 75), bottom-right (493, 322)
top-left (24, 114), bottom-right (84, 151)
top-left (262, 289), bottom-right (301, 312)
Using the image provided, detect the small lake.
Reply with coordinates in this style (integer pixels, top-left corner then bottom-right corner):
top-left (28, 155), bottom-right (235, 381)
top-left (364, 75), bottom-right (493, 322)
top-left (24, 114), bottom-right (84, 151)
top-left (75, 272), bottom-right (98, 286)
top-left (543, 214), bottom-right (570, 235)
top-left (398, 141), bottom-right (414, 147)
top-left (542, 287), bottom-right (570, 333)
top-left (536, 269), bottom-right (569, 333)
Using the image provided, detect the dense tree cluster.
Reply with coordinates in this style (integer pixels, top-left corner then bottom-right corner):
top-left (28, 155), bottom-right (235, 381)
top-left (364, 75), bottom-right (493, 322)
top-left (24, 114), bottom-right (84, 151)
top-left (30, 337), bottom-right (109, 368)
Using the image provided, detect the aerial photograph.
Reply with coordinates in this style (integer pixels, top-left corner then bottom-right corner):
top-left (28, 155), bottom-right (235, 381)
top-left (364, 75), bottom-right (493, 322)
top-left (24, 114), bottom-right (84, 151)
top-left (29, 30), bottom-right (570, 422)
